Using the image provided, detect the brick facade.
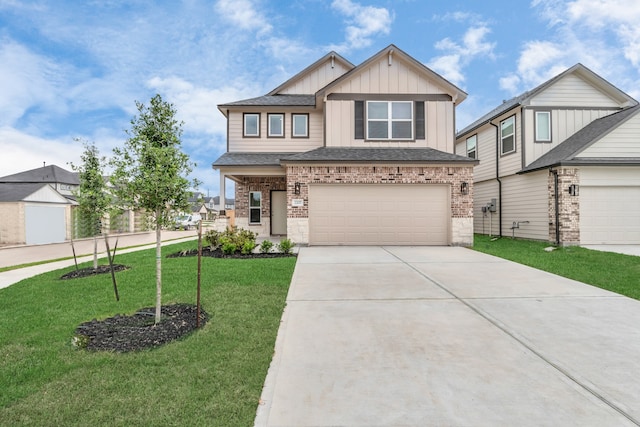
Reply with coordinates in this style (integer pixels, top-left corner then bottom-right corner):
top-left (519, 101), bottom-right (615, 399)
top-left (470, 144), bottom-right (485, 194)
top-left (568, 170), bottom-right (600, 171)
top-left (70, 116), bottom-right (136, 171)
top-left (235, 176), bottom-right (286, 218)
top-left (548, 168), bottom-right (580, 245)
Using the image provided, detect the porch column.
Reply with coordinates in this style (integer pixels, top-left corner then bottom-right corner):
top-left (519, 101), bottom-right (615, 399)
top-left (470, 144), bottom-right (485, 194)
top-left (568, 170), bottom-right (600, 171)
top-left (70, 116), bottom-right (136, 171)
top-left (219, 172), bottom-right (226, 216)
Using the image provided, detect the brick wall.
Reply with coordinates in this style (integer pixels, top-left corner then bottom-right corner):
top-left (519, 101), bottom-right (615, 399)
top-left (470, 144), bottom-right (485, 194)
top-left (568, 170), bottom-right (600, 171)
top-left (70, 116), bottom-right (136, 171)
top-left (548, 168), bottom-right (580, 245)
top-left (235, 176), bottom-right (286, 218)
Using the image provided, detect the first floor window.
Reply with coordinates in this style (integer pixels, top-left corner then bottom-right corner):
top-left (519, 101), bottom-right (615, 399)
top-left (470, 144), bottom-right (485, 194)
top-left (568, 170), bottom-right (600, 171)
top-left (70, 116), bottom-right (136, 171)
top-left (501, 116), bottom-right (515, 155)
top-left (292, 113), bottom-right (309, 137)
top-left (268, 113), bottom-right (284, 137)
top-left (249, 191), bottom-right (261, 223)
top-left (243, 113), bottom-right (260, 137)
top-left (535, 111), bottom-right (551, 142)
top-left (466, 135), bottom-right (477, 159)
top-left (366, 101), bottom-right (413, 140)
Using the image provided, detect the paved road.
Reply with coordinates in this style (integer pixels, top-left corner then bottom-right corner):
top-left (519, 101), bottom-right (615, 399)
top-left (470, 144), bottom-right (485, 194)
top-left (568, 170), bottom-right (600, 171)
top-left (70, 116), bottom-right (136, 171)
top-left (256, 246), bottom-right (640, 426)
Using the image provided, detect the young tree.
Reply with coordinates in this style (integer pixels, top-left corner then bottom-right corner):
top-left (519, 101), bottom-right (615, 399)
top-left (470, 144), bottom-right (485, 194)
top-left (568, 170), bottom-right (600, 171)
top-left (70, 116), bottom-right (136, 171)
top-left (110, 94), bottom-right (197, 324)
top-left (70, 140), bottom-right (109, 270)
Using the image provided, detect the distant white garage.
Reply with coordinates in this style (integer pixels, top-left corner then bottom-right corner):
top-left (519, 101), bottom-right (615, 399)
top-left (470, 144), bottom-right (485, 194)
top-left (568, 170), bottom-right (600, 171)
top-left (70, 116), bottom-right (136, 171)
top-left (580, 186), bottom-right (640, 244)
top-left (25, 205), bottom-right (67, 245)
top-left (308, 184), bottom-right (450, 245)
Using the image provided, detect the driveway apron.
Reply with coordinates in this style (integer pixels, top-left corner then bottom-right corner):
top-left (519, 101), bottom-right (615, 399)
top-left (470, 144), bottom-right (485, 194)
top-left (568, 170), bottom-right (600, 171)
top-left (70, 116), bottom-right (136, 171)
top-left (255, 246), bottom-right (640, 427)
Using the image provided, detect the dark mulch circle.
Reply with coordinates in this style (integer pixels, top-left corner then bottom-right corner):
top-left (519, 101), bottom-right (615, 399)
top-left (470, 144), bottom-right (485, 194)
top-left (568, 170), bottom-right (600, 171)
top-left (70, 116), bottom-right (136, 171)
top-left (73, 303), bottom-right (208, 352)
top-left (60, 264), bottom-right (130, 280)
top-left (167, 247), bottom-right (296, 259)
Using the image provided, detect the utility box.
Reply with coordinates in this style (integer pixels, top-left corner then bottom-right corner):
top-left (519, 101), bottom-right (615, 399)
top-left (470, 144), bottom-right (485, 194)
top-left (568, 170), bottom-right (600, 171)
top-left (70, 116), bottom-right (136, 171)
top-left (487, 199), bottom-right (497, 212)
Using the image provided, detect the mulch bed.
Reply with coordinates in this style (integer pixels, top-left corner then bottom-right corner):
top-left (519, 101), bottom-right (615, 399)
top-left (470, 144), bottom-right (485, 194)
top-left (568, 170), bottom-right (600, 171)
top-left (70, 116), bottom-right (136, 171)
top-left (167, 247), bottom-right (296, 259)
top-left (73, 304), bottom-right (208, 352)
top-left (60, 264), bottom-right (130, 280)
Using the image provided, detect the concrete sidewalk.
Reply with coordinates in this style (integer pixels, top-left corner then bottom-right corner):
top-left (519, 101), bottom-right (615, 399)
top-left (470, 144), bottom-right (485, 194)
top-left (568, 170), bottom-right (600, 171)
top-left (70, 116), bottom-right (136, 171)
top-left (256, 246), bottom-right (640, 426)
top-left (0, 230), bottom-right (198, 289)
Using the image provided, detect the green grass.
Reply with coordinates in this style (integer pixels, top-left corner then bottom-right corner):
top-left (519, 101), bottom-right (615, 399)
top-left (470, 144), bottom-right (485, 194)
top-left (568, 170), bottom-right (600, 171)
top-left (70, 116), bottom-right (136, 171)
top-left (473, 234), bottom-right (640, 300)
top-left (0, 242), bottom-right (296, 426)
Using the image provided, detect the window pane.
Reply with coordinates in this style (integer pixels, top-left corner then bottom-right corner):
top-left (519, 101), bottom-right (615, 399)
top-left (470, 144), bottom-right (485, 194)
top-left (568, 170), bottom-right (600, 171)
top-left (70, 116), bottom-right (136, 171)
top-left (501, 117), bottom-right (514, 137)
top-left (244, 115), bottom-right (258, 135)
top-left (502, 135), bottom-right (514, 153)
top-left (368, 121), bottom-right (388, 138)
top-left (250, 208), bottom-right (260, 223)
top-left (293, 114), bottom-right (307, 136)
top-left (392, 102), bottom-right (412, 119)
top-left (368, 102), bottom-right (388, 119)
top-left (250, 192), bottom-right (261, 207)
top-left (269, 114), bottom-right (283, 136)
top-left (467, 136), bottom-right (477, 158)
top-left (536, 112), bottom-right (550, 140)
top-left (391, 122), bottom-right (412, 139)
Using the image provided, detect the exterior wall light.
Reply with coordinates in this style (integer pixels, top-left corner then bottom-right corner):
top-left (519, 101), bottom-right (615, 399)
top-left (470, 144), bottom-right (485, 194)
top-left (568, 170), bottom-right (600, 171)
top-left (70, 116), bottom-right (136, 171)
top-left (460, 181), bottom-right (469, 195)
top-left (568, 184), bottom-right (579, 196)
top-left (294, 182), bottom-right (301, 195)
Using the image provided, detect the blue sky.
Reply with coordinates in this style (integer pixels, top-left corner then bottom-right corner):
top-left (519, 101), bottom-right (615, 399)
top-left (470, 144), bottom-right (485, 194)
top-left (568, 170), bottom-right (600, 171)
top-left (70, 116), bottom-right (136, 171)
top-left (1, 0), bottom-right (639, 197)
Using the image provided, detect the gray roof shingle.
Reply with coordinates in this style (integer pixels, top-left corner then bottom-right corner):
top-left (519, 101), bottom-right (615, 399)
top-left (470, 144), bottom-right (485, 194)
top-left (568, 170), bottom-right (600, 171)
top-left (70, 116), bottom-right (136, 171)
top-left (520, 105), bottom-right (640, 173)
top-left (218, 95), bottom-right (316, 108)
top-left (212, 152), bottom-right (297, 167)
top-left (0, 165), bottom-right (79, 185)
top-left (0, 183), bottom-right (50, 202)
top-left (280, 147), bottom-right (478, 164)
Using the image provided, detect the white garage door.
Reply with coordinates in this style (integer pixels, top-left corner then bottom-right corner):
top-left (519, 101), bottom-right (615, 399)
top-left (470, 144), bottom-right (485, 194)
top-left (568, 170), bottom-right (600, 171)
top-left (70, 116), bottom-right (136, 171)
top-left (309, 184), bottom-right (450, 245)
top-left (580, 186), bottom-right (640, 244)
top-left (25, 205), bottom-right (67, 245)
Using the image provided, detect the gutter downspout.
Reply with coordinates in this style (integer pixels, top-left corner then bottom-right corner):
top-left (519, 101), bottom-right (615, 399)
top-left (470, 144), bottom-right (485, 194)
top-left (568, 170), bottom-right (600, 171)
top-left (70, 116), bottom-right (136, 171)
top-left (552, 168), bottom-right (560, 245)
top-left (489, 121), bottom-right (503, 237)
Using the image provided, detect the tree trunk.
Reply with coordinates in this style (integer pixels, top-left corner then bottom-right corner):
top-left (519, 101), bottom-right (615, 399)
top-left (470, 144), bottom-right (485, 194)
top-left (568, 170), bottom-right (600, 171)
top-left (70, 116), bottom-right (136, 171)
top-left (155, 211), bottom-right (162, 324)
top-left (93, 235), bottom-right (98, 270)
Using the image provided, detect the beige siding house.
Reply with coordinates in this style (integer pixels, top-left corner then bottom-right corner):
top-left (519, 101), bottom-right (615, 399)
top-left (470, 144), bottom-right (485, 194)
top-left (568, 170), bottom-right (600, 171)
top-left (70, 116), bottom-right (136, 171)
top-left (213, 45), bottom-right (477, 246)
top-left (455, 64), bottom-right (640, 245)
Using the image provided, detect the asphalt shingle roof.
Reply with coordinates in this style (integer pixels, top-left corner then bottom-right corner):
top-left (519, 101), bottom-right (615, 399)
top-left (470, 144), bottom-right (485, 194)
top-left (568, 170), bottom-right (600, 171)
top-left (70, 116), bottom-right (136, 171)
top-left (280, 147), bottom-right (478, 164)
top-left (218, 95), bottom-right (316, 108)
top-left (0, 183), bottom-right (49, 202)
top-left (212, 152), bottom-right (297, 167)
top-left (520, 105), bottom-right (640, 173)
top-left (0, 165), bottom-right (79, 185)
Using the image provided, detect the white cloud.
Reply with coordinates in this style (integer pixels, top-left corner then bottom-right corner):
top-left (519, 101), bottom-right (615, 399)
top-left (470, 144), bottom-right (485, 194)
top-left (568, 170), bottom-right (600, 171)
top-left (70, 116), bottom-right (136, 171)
top-left (329, 0), bottom-right (393, 51)
top-left (499, 40), bottom-right (567, 92)
top-left (215, 0), bottom-right (272, 35)
top-left (428, 25), bottom-right (496, 86)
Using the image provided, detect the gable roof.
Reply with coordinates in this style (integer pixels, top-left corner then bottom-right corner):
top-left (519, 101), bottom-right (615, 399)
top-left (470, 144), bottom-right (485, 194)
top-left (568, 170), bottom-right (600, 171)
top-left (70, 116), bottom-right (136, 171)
top-left (267, 51), bottom-right (354, 96)
top-left (317, 44), bottom-right (467, 104)
top-left (457, 63), bottom-right (638, 138)
top-left (0, 165), bottom-right (79, 185)
top-left (519, 104), bottom-right (640, 173)
top-left (0, 182), bottom-right (72, 203)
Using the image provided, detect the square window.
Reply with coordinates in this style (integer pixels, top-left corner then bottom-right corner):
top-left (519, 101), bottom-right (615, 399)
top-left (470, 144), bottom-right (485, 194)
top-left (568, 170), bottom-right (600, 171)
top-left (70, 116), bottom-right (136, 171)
top-left (243, 113), bottom-right (260, 137)
top-left (268, 113), bottom-right (284, 137)
top-left (535, 111), bottom-right (551, 142)
top-left (249, 191), bottom-right (261, 223)
top-left (366, 101), bottom-right (413, 140)
top-left (500, 116), bottom-right (516, 155)
top-left (292, 114), bottom-right (308, 138)
top-left (466, 135), bottom-right (477, 159)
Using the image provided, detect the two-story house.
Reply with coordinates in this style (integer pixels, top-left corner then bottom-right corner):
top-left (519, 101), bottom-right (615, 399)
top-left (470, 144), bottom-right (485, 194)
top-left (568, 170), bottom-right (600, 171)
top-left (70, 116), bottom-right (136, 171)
top-left (213, 45), bottom-right (477, 246)
top-left (455, 64), bottom-right (640, 245)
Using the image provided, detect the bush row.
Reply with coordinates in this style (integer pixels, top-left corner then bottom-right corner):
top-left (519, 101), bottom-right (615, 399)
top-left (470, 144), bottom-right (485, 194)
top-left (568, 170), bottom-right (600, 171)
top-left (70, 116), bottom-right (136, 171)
top-left (204, 227), bottom-right (294, 255)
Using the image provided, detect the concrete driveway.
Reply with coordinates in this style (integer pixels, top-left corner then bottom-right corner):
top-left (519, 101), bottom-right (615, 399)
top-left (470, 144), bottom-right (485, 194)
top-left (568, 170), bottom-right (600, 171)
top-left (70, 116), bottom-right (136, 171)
top-left (255, 246), bottom-right (640, 426)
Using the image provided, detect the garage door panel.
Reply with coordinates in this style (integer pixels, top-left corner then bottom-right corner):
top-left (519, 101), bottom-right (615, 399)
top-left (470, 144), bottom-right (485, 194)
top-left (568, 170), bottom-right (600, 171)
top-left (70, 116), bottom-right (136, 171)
top-left (580, 186), bottom-right (640, 244)
top-left (309, 184), bottom-right (450, 245)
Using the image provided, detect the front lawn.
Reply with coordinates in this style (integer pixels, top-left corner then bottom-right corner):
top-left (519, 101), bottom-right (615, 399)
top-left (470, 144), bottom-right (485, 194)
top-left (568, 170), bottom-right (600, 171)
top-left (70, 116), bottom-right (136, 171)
top-left (473, 234), bottom-right (640, 300)
top-left (0, 241), bottom-right (296, 426)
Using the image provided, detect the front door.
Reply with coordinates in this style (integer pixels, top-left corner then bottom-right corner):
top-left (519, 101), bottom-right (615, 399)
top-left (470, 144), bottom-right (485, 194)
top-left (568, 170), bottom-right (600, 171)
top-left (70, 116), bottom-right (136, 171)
top-left (271, 190), bottom-right (287, 235)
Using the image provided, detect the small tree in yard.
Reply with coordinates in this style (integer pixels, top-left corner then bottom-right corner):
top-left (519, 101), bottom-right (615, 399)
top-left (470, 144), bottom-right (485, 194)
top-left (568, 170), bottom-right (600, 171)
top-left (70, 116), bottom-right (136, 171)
top-left (110, 94), bottom-right (198, 324)
top-left (70, 140), bottom-right (110, 270)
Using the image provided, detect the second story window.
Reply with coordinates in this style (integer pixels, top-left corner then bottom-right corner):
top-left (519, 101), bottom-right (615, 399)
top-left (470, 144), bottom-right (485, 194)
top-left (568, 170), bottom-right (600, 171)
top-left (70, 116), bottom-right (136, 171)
top-left (366, 101), bottom-right (413, 140)
top-left (466, 135), bottom-right (477, 159)
top-left (243, 113), bottom-right (260, 137)
top-left (535, 111), bottom-right (551, 142)
top-left (268, 113), bottom-right (284, 137)
top-left (500, 116), bottom-right (515, 155)
top-left (292, 114), bottom-right (308, 138)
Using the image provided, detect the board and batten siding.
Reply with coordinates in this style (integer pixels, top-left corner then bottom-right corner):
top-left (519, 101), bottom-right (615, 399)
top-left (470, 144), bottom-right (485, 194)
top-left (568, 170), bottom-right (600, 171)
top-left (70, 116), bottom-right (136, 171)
top-left (329, 55), bottom-right (450, 95)
top-left (278, 61), bottom-right (351, 95)
top-left (523, 108), bottom-right (616, 166)
top-left (325, 99), bottom-right (454, 151)
top-left (227, 110), bottom-right (323, 153)
top-left (529, 74), bottom-right (622, 107)
top-left (577, 112), bottom-right (640, 157)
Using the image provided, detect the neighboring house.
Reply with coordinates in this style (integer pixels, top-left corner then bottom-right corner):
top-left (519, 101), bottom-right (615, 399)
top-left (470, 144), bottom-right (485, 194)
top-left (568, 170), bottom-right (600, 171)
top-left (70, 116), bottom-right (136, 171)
top-left (213, 45), bottom-right (477, 245)
top-left (211, 196), bottom-right (235, 212)
top-left (0, 164), bottom-right (79, 201)
top-left (455, 64), bottom-right (640, 245)
top-left (0, 183), bottom-right (72, 245)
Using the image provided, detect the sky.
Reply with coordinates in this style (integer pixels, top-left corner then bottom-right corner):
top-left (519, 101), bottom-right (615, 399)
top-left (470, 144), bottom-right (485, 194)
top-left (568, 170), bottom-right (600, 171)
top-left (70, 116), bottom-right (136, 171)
top-left (1, 0), bottom-right (640, 197)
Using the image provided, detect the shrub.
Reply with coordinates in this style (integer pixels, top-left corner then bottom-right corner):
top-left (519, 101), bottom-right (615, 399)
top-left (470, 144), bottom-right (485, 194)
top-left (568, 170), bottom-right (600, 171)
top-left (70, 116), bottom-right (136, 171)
top-left (241, 241), bottom-right (257, 255)
top-left (205, 227), bottom-right (258, 254)
top-left (221, 241), bottom-right (237, 255)
top-left (259, 240), bottom-right (274, 254)
top-left (277, 238), bottom-right (294, 254)
top-left (204, 230), bottom-right (221, 249)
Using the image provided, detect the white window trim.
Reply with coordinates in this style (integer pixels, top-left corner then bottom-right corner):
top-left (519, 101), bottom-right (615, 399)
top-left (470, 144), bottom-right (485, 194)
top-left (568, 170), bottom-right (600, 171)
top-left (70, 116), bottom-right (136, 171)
top-left (535, 111), bottom-right (551, 142)
top-left (249, 191), bottom-right (261, 224)
top-left (292, 113), bottom-right (309, 138)
top-left (268, 113), bottom-right (284, 138)
top-left (466, 135), bottom-right (477, 159)
top-left (500, 116), bottom-right (516, 155)
top-left (366, 101), bottom-right (413, 140)
top-left (243, 113), bottom-right (260, 137)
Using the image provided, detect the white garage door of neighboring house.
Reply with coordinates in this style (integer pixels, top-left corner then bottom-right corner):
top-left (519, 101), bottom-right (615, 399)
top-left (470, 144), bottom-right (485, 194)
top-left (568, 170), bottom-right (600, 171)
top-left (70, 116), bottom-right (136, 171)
top-left (580, 186), bottom-right (640, 244)
top-left (25, 205), bottom-right (67, 245)
top-left (309, 184), bottom-right (450, 245)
